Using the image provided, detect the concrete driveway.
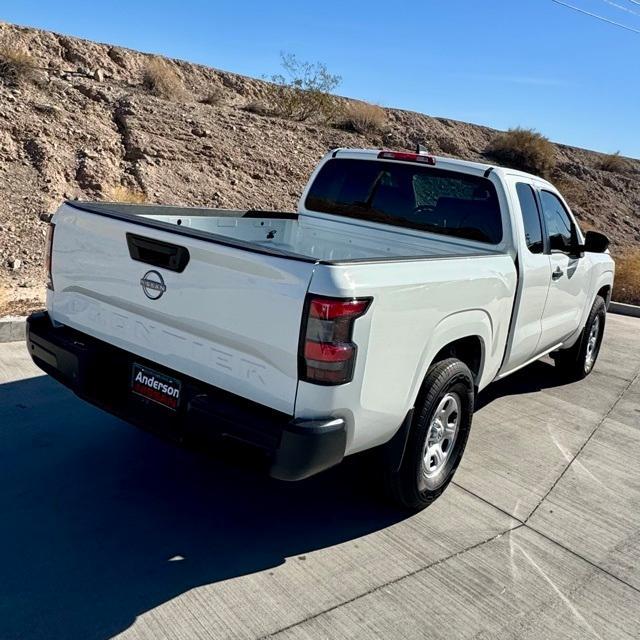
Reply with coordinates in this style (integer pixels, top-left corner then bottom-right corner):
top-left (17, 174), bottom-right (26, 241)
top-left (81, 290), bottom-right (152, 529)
top-left (1, 313), bottom-right (639, 640)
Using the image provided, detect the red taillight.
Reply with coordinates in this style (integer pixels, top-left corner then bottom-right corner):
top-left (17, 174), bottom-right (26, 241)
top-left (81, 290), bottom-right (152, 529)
top-left (45, 223), bottom-right (55, 290)
top-left (377, 150), bottom-right (436, 165)
top-left (300, 296), bottom-right (372, 385)
top-left (304, 341), bottom-right (354, 362)
top-left (309, 298), bottom-right (370, 321)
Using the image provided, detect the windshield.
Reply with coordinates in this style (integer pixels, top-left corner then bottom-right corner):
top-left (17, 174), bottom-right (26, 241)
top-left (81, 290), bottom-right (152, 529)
top-left (305, 158), bottom-right (503, 244)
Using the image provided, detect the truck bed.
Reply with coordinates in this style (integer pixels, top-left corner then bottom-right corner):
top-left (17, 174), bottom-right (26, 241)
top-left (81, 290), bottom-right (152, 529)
top-left (49, 199), bottom-right (516, 421)
top-left (69, 201), bottom-right (505, 264)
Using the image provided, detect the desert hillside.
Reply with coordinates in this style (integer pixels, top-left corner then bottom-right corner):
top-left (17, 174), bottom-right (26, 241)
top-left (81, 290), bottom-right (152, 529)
top-left (1, 22), bottom-right (639, 315)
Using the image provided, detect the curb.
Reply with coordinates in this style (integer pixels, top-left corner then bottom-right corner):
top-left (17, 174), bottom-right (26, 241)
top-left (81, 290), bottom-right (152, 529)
top-left (609, 302), bottom-right (640, 319)
top-left (0, 316), bottom-right (27, 343)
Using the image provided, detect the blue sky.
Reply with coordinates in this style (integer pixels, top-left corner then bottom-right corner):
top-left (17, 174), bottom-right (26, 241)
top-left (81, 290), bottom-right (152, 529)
top-left (3, 0), bottom-right (639, 157)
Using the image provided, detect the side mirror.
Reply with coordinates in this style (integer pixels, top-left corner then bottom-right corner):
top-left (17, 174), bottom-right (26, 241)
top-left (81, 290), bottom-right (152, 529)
top-left (583, 230), bottom-right (610, 254)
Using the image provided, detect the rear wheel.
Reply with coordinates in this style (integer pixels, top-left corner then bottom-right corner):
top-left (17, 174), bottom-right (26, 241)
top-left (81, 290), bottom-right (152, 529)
top-left (383, 358), bottom-right (474, 511)
top-left (552, 296), bottom-right (606, 381)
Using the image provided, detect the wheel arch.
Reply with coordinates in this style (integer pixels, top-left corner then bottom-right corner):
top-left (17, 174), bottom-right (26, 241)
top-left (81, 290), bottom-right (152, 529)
top-left (583, 268), bottom-right (614, 329)
top-left (431, 336), bottom-right (483, 388)
top-left (408, 309), bottom-right (492, 408)
top-left (562, 268), bottom-right (613, 349)
top-left (597, 283), bottom-right (612, 307)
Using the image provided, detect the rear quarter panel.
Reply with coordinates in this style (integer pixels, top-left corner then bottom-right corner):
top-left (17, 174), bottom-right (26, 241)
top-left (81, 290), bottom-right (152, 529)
top-left (295, 255), bottom-right (517, 454)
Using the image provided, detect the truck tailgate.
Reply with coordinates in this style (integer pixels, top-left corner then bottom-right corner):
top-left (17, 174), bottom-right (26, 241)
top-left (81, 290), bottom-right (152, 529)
top-left (49, 205), bottom-right (316, 414)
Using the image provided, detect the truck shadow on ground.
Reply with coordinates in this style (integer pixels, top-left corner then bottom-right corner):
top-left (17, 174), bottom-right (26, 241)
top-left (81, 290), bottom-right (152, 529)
top-left (0, 359), bottom-right (568, 640)
top-left (0, 374), bottom-right (406, 640)
top-left (475, 358), bottom-right (563, 411)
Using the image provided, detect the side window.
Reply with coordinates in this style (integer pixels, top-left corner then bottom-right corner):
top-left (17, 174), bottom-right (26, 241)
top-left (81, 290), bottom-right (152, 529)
top-left (540, 190), bottom-right (575, 253)
top-left (515, 183), bottom-right (543, 254)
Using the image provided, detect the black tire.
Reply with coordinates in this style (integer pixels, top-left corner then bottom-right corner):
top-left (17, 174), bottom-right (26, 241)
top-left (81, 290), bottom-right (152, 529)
top-left (552, 296), bottom-right (606, 381)
top-left (383, 358), bottom-right (474, 511)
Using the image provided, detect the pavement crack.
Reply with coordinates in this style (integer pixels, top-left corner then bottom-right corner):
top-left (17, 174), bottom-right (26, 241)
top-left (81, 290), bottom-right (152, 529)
top-left (454, 367), bottom-right (640, 599)
top-left (454, 478), bottom-right (640, 596)
top-left (525, 369), bottom-right (639, 524)
top-left (452, 482), bottom-right (525, 525)
top-left (257, 525), bottom-right (522, 640)
top-left (525, 523), bottom-right (640, 596)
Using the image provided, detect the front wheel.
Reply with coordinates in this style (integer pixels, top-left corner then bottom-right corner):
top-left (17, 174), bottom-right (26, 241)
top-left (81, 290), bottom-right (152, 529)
top-left (383, 358), bottom-right (474, 511)
top-left (552, 296), bottom-right (606, 381)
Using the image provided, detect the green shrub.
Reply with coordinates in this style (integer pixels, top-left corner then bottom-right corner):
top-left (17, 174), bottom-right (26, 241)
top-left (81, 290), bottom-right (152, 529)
top-left (486, 127), bottom-right (556, 177)
top-left (268, 53), bottom-right (341, 122)
top-left (338, 101), bottom-right (387, 134)
top-left (142, 58), bottom-right (186, 101)
top-left (599, 151), bottom-right (628, 173)
top-left (0, 46), bottom-right (36, 85)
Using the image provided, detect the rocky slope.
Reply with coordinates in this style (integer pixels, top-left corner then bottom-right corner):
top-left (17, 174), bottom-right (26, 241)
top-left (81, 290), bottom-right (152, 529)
top-left (1, 22), bottom-right (639, 315)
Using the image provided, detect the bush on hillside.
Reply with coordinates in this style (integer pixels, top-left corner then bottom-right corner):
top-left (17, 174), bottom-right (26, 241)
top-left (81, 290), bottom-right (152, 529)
top-left (242, 100), bottom-right (272, 116)
top-left (552, 177), bottom-right (591, 211)
top-left (142, 58), bottom-right (186, 101)
top-left (108, 185), bottom-right (146, 203)
top-left (486, 127), bottom-right (556, 177)
top-left (436, 135), bottom-right (462, 157)
top-left (613, 251), bottom-right (640, 305)
top-left (0, 46), bottom-right (37, 86)
top-left (337, 101), bottom-right (387, 135)
top-left (268, 53), bottom-right (341, 122)
top-left (200, 87), bottom-right (226, 106)
top-left (598, 151), bottom-right (628, 173)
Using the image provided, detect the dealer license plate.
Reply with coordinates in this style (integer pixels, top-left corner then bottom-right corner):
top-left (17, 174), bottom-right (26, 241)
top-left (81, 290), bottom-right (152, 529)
top-left (130, 363), bottom-right (182, 411)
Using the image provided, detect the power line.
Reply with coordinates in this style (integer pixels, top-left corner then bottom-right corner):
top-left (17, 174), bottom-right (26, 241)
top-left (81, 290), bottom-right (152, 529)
top-left (626, 0), bottom-right (640, 6)
top-left (599, 0), bottom-right (640, 16)
top-left (551, 0), bottom-right (640, 33)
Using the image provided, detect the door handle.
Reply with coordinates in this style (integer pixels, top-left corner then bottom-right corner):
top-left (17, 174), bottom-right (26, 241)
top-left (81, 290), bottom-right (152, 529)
top-left (552, 267), bottom-right (564, 280)
top-left (126, 233), bottom-right (190, 272)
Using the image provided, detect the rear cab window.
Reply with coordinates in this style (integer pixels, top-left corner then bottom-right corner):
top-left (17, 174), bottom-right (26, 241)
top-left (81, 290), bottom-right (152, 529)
top-left (515, 183), bottom-right (544, 254)
top-left (305, 158), bottom-right (503, 244)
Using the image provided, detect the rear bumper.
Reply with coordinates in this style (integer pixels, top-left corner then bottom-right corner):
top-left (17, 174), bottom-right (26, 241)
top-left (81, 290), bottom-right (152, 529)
top-left (26, 311), bottom-right (346, 481)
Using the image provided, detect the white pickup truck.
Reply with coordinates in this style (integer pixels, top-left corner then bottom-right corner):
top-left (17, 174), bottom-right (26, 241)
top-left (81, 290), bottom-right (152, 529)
top-left (27, 148), bottom-right (614, 509)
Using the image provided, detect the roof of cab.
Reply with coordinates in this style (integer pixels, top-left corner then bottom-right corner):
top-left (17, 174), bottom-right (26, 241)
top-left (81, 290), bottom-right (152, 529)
top-left (330, 147), bottom-right (555, 189)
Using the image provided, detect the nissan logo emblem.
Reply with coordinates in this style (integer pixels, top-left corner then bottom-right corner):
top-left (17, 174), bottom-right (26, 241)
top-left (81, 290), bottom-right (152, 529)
top-left (140, 270), bottom-right (166, 300)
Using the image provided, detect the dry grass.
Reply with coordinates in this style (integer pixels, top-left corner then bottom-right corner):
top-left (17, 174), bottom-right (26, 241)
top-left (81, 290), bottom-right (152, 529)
top-left (338, 101), bottom-right (387, 135)
top-left (142, 58), bottom-right (187, 101)
top-left (0, 285), bottom-right (45, 318)
top-left (108, 185), bottom-right (147, 203)
top-left (0, 46), bottom-right (37, 85)
top-left (242, 100), bottom-right (272, 116)
top-left (436, 135), bottom-right (462, 157)
top-left (553, 176), bottom-right (591, 210)
top-left (486, 127), bottom-right (556, 177)
top-left (200, 87), bottom-right (226, 106)
top-left (613, 251), bottom-right (640, 305)
top-left (0, 287), bottom-right (11, 313)
top-left (598, 151), bottom-right (628, 173)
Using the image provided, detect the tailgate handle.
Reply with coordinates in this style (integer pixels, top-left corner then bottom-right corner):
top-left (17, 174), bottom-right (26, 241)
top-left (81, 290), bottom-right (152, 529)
top-left (126, 233), bottom-right (190, 273)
